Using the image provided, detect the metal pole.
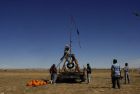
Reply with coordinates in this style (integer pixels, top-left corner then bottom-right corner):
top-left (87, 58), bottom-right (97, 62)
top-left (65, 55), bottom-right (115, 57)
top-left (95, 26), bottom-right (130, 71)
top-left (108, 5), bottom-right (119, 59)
top-left (70, 30), bottom-right (72, 55)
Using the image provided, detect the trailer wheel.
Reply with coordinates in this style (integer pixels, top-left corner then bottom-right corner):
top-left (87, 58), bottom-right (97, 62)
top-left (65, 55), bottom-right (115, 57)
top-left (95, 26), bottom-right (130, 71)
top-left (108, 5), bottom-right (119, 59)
top-left (67, 63), bottom-right (74, 69)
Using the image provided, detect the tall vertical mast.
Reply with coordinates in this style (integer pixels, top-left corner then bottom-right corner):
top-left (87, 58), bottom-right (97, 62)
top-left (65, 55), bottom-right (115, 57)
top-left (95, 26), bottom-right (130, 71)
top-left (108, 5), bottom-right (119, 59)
top-left (69, 16), bottom-right (73, 55)
top-left (69, 28), bottom-right (72, 55)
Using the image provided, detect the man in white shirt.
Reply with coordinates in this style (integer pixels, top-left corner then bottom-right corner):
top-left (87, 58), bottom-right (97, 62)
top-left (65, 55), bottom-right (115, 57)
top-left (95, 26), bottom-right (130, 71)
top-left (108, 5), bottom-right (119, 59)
top-left (111, 59), bottom-right (121, 89)
top-left (124, 63), bottom-right (130, 84)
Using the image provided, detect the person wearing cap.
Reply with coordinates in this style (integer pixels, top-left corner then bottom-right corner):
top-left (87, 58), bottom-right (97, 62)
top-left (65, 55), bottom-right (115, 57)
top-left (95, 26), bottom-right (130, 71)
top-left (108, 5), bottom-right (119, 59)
top-left (111, 59), bottom-right (121, 89)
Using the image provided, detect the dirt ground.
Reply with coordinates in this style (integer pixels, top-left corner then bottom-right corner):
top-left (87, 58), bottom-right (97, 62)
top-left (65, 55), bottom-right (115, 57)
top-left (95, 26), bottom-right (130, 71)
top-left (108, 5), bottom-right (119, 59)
top-left (0, 69), bottom-right (140, 94)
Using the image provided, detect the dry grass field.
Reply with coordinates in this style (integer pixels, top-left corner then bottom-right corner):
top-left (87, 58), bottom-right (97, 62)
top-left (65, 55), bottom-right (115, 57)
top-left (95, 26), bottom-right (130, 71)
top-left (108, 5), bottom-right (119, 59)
top-left (0, 69), bottom-right (140, 94)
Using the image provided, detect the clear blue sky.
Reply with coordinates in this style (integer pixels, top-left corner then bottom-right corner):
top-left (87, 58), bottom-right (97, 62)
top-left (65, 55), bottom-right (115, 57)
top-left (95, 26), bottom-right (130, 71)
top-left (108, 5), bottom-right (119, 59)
top-left (0, 0), bottom-right (140, 68)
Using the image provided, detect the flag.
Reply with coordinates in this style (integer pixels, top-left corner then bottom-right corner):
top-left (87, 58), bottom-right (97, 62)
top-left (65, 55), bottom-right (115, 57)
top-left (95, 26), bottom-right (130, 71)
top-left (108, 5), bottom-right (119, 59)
top-left (76, 28), bottom-right (81, 48)
top-left (77, 29), bottom-right (80, 35)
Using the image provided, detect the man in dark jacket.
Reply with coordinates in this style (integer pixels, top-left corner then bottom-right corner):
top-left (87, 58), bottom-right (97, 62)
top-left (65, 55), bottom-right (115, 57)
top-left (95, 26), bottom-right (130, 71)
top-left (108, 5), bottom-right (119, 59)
top-left (87, 63), bottom-right (91, 83)
top-left (50, 64), bottom-right (57, 84)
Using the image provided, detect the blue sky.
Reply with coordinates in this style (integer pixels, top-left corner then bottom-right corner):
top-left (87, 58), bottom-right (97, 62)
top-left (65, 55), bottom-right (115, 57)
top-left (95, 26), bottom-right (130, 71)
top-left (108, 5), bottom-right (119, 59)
top-left (0, 0), bottom-right (140, 69)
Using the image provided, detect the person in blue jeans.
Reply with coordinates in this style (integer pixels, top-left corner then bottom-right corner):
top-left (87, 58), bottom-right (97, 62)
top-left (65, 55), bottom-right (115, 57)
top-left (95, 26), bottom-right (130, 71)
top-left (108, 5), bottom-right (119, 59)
top-left (111, 59), bottom-right (121, 89)
top-left (49, 64), bottom-right (57, 84)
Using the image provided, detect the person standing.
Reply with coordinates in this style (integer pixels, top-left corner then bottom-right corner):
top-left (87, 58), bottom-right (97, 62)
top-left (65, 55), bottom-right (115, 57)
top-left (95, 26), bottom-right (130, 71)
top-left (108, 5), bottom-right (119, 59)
top-left (82, 65), bottom-right (87, 82)
top-left (60, 44), bottom-right (70, 61)
top-left (86, 63), bottom-right (91, 84)
top-left (111, 59), bottom-right (121, 89)
top-left (49, 64), bottom-right (57, 84)
top-left (124, 63), bottom-right (130, 84)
